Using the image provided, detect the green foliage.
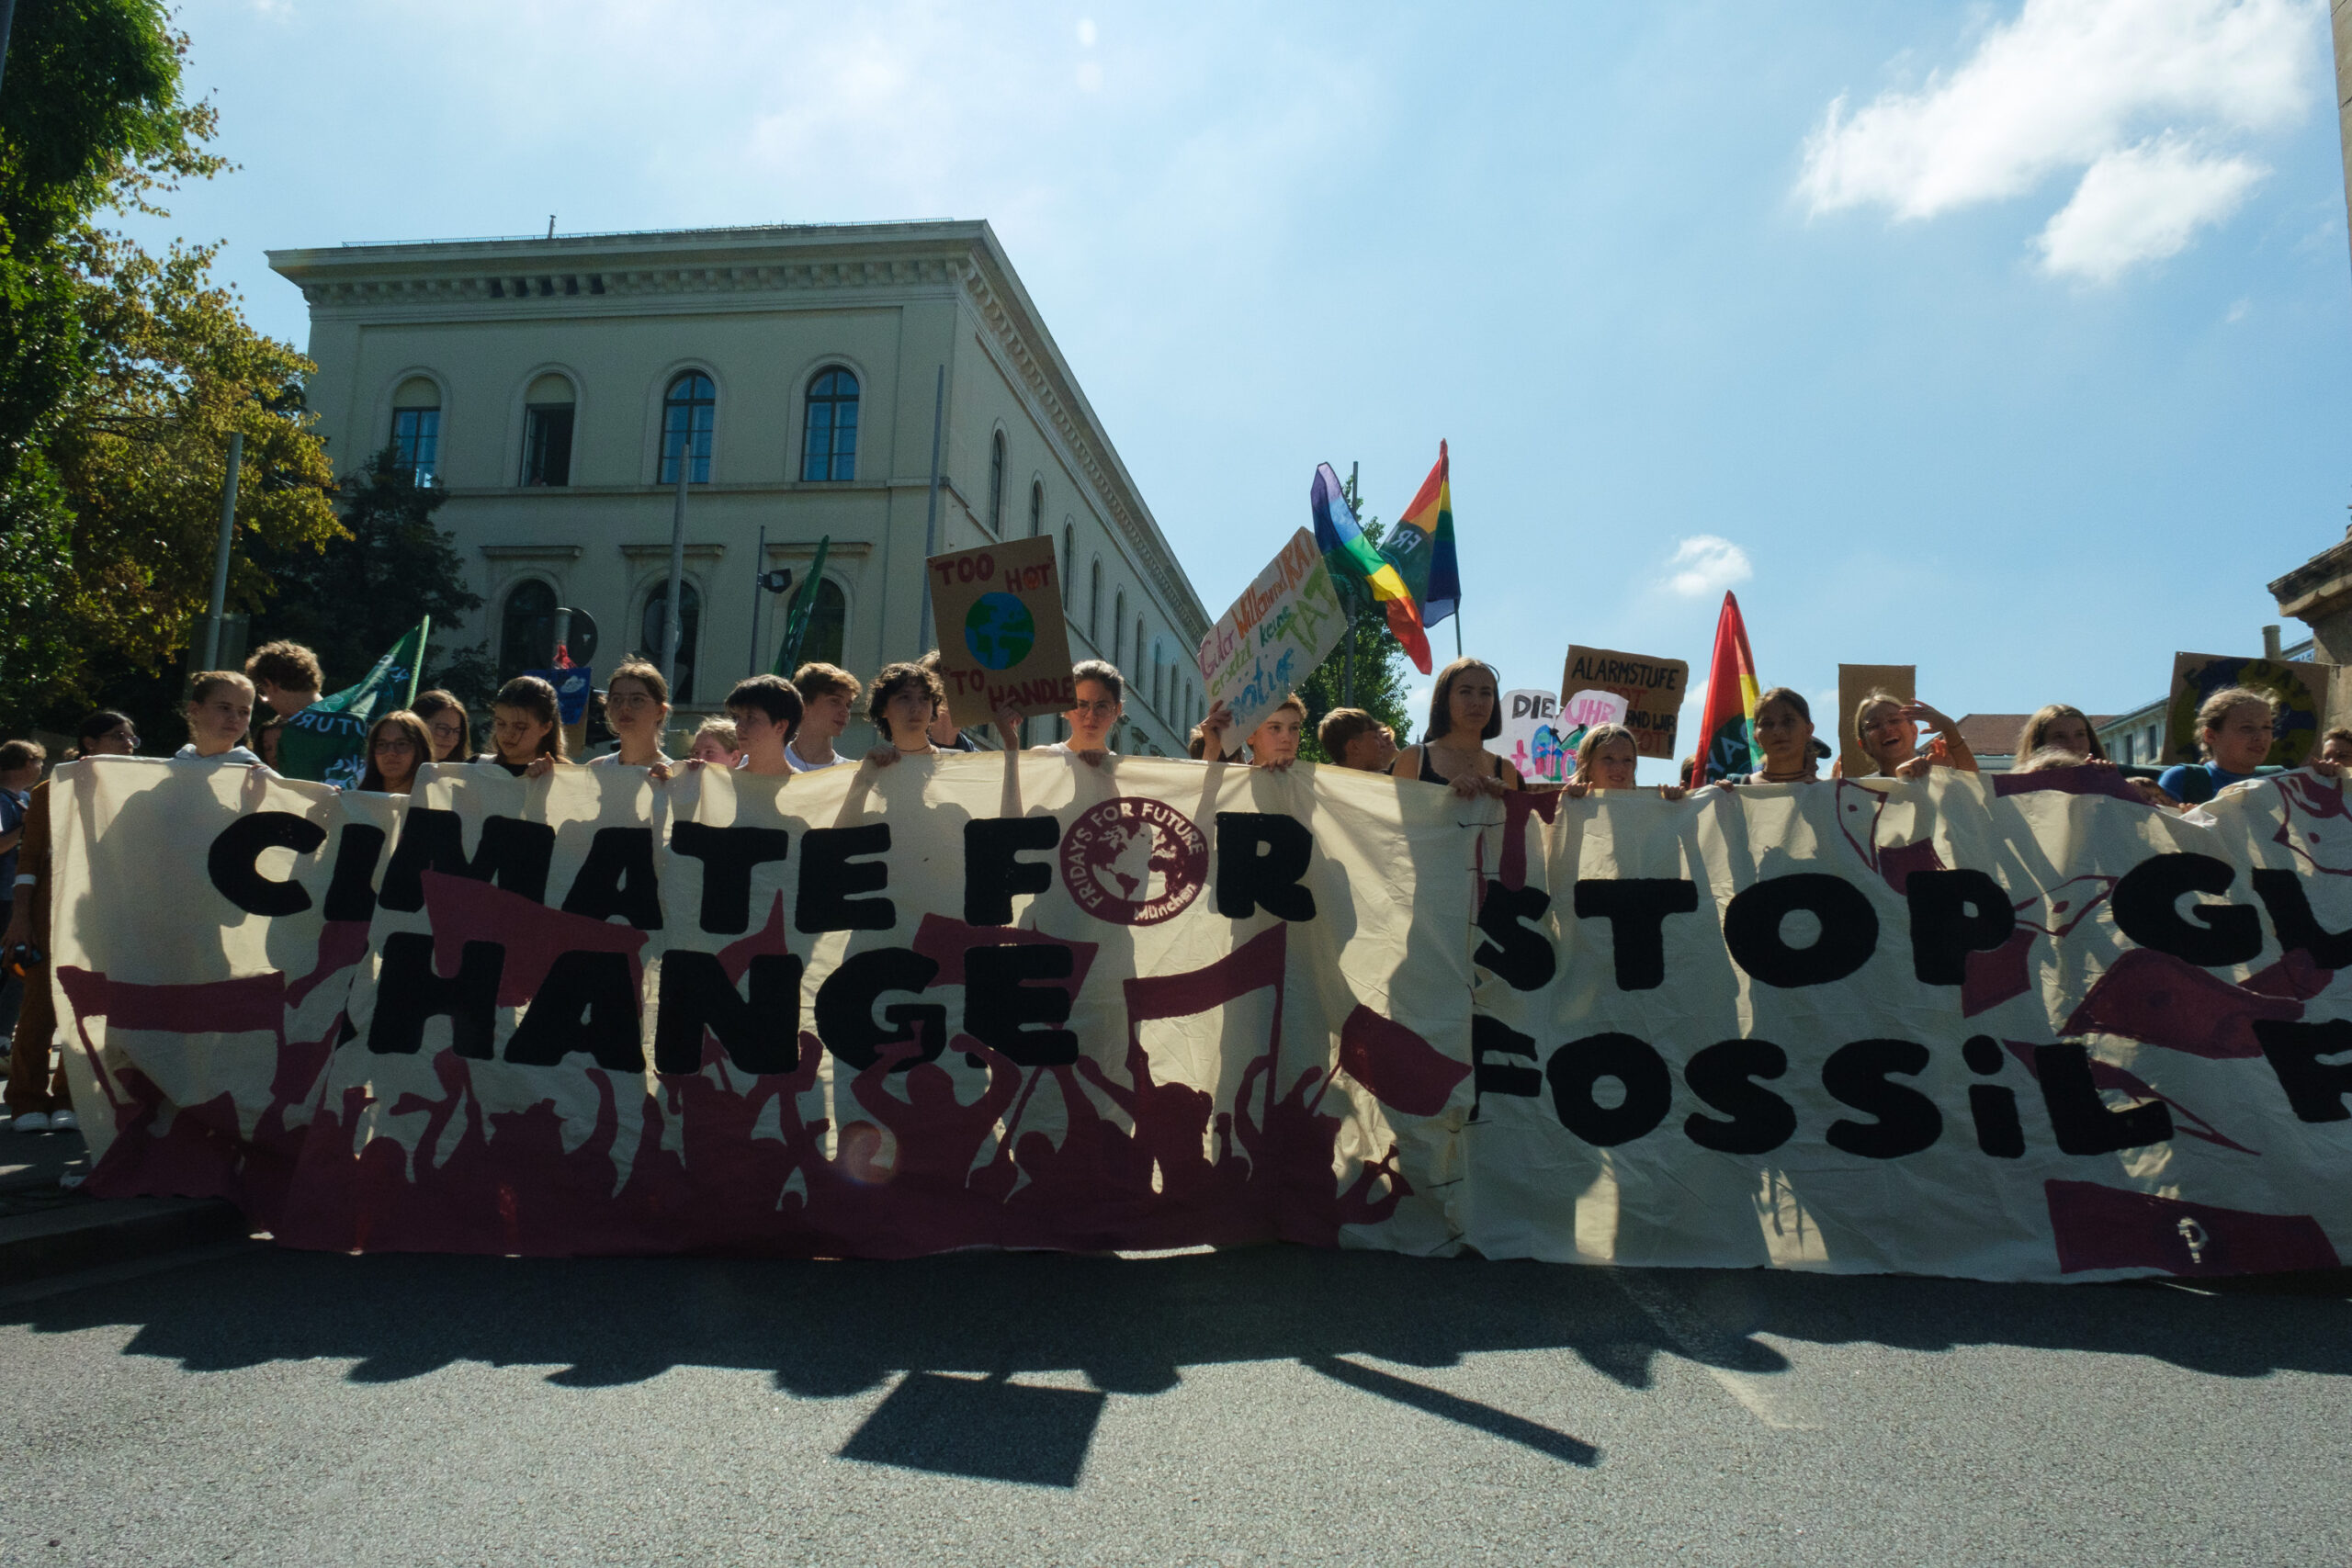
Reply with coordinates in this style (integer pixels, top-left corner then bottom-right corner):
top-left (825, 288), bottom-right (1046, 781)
top-left (248, 448), bottom-right (490, 705)
top-left (1297, 513), bottom-right (1418, 763)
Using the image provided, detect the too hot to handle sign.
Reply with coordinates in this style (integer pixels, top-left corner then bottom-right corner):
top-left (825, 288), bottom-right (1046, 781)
top-left (926, 536), bottom-right (1077, 727)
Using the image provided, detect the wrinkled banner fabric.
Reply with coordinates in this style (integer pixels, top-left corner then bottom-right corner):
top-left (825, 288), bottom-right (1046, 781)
top-left (43, 756), bottom-right (2352, 1281)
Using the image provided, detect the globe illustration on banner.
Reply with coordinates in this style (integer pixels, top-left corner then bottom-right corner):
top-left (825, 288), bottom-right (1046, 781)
top-left (963, 591), bottom-right (1036, 671)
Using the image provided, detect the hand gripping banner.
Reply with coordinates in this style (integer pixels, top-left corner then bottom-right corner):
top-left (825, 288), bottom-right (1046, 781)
top-left (42, 755), bottom-right (2352, 1280)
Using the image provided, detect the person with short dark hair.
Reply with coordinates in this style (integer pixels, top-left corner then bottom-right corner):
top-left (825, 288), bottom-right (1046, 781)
top-left (244, 641), bottom-right (323, 721)
top-left (1391, 657), bottom-right (1521, 797)
top-left (1317, 707), bottom-right (1397, 773)
top-left (863, 662), bottom-right (947, 766)
top-left (254, 716), bottom-right (287, 772)
top-left (1039, 660), bottom-right (1125, 769)
top-left (725, 674), bottom-right (804, 777)
top-left (483, 675), bottom-right (564, 777)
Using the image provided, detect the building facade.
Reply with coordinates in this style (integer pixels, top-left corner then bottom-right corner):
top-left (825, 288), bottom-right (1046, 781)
top-left (268, 221), bottom-right (1210, 754)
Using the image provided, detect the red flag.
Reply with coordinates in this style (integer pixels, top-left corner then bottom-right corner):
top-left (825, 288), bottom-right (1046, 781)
top-left (1693, 592), bottom-right (1760, 782)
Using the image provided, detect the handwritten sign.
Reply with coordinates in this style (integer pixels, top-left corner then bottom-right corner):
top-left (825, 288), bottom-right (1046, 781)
top-left (1837, 663), bottom-right (1915, 779)
top-left (926, 536), bottom-right (1075, 728)
top-left (1557, 645), bottom-right (1690, 760)
top-left (2166, 651), bottom-right (2340, 769)
top-left (1197, 528), bottom-right (1345, 743)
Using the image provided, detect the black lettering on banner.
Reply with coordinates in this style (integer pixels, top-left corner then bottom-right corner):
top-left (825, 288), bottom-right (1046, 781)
top-left (2249, 869), bottom-right (2352, 970)
top-left (1680, 1039), bottom-right (1796, 1154)
top-left (1963, 1035), bottom-right (2024, 1158)
top-left (813, 946), bottom-right (945, 1070)
top-left (1572, 878), bottom-right (1699, 991)
top-left (1821, 1039), bottom-right (1942, 1158)
top-left (670, 821), bottom-right (790, 934)
top-left (1470, 1014), bottom-right (1543, 1119)
top-left (366, 931), bottom-right (503, 1058)
top-left (652, 951), bottom-right (803, 1075)
top-left (1473, 883), bottom-right (1555, 991)
top-left (2109, 852), bottom-right (2263, 967)
top-left (560, 827), bottom-right (663, 930)
top-left (504, 951), bottom-right (646, 1072)
top-left (379, 809), bottom-right (556, 911)
top-left (2251, 1017), bottom-right (2352, 1122)
top-left (322, 823), bottom-right (388, 923)
top-left (965, 817), bottom-right (1058, 926)
top-left (2030, 1042), bottom-right (2171, 1155)
top-left (1724, 874), bottom-right (1878, 988)
top-left (207, 811), bottom-right (326, 917)
top-left (964, 943), bottom-right (1079, 1065)
top-left (1214, 812), bottom-right (1317, 921)
top-left (1545, 1032), bottom-right (1673, 1146)
top-left (797, 824), bottom-right (896, 933)
top-left (1905, 869), bottom-right (2014, 986)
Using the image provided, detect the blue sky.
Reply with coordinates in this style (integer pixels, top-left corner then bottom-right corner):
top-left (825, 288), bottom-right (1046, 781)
top-left (131, 1), bottom-right (2349, 761)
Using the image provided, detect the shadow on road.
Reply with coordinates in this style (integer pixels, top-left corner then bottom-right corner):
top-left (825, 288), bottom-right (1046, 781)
top-left (8, 1245), bottom-right (2351, 1485)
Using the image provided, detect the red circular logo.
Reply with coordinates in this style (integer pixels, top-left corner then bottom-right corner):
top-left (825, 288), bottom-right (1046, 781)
top-left (1058, 796), bottom-right (1208, 925)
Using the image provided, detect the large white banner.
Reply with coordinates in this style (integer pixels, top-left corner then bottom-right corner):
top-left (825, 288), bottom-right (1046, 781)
top-left (44, 756), bottom-right (2352, 1280)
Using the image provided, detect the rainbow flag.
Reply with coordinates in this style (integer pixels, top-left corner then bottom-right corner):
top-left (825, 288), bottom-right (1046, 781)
top-left (1695, 591), bottom-right (1760, 781)
top-left (1384, 440), bottom-right (1460, 630)
top-left (1311, 462), bottom-right (1431, 675)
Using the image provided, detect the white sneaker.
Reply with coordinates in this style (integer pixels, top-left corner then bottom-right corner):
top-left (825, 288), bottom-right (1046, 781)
top-left (9, 1111), bottom-right (50, 1133)
top-left (49, 1111), bottom-right (77, 1133)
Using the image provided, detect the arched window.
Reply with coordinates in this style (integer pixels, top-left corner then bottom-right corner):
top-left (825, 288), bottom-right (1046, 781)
top-left (1062, 525), bottom-right (1074, 605)
top-left (498, 580), bottom-right (557, 679)
top-left (390, 378), bottom-right (441, 485)
top-left (1029, 481), bottom-right (1043, 537)
top-left (1113, 591), bottom-right (1125, 667)
top-left (801, 367), bottom-right (858, 480)
top-left (1135, 619), bottom-right (1145, 691)
top-left (1089, 559), bottom-right (1101, 643)
top-left (782, 577), bottom-right (848, 671)
top-left (521, 372), bottom-right (574, 487)
top-left (1153, 651), bottom-right (1164, 714)
top-left (988, 432), bottom-right (1006, 533)
top-left (639, 581), bottom-right (703, 702)
top-left (660, 372), bottom-right (715, 484)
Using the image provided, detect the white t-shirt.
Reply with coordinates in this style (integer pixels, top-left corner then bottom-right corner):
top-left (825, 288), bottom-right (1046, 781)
top-left (786, 741), bottom-right (845, 773)
top-left (1035, 740), bottom-right (1117, 757)
top-left (588, 750), bottom-right (673, 768)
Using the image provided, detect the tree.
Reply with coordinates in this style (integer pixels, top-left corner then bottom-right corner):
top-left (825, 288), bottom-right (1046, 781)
top-left (246, 448), bottom-right (490, 703)
top-left (1296, 510), bottom-right (1419, 763)
top-left (0, 1), bottom-right (343, 731)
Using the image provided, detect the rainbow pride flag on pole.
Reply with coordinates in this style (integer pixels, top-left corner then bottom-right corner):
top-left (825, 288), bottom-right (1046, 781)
top-left (1311, 462), bottom-right (1431, 675)
top-left (1384, 440), bottom-right (1460, 634)
top-left (1695, 591), bottom-right (1760, 782)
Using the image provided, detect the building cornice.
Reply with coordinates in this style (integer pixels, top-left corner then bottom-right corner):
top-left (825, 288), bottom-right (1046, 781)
top-left (2270, 528), bottom-right (2352, 624)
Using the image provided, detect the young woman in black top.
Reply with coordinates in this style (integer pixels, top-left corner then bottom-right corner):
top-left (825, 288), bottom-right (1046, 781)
top-left (1392, 657), bottom-right (1522, 798)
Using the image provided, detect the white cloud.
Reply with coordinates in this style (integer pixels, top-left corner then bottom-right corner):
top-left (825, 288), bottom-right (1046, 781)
top-left (1661, 536), bottom-right (1754, 599)
top-left (2227, 296), bottom-right (2253, 321)
top-left (1796, 0), bottom-right (2313, 278)
top-left (1077, 17), bottom-right (1098, 47)
top-left (2035, 135), bottom-right (2264, 280)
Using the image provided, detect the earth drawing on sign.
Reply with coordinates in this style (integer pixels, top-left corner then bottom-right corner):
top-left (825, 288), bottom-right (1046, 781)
top-left (963, 592), bottom-right (1036, 671)
top-left (1058, 796), bottom-right (1209, 925)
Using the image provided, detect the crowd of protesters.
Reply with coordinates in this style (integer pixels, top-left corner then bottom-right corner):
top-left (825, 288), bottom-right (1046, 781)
top-left (4, 634), bottom-right (2348, 1135)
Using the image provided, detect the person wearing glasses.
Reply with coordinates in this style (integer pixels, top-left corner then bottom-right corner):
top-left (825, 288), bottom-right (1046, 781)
top-left (1035, 660), bottom-right (1125, 768)
top-left (588, 661), bottom-right (673, 770)
top-left (411, 690), bottom-right (474, 763)
top-left (5, 712), bottom-right (137, 1134)
top-left (356, 712), bottom-right (434, 795)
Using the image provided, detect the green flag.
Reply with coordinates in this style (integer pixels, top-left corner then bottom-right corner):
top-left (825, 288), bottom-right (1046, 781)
top-left (773, 536), bottom-right (831, 676)
top-left (277, 618), bottom-right (430, 786)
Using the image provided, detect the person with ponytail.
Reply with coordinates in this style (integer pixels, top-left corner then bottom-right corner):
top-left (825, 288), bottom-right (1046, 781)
top-left (481, 675), bottom-right (564, 778)
top-left (1713, 687), bottom-right (1820, 786)
top-left (177, 671), bottom-right (266, 765)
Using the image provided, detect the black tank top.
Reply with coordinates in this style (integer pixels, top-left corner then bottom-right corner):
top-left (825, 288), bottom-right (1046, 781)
top-left (1418, 747), bottom-right (1498, 785)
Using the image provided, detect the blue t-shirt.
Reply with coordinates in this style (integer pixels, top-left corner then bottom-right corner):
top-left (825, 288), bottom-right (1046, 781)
top-left (2156, 761), bottom-right (2256, 806)
top-left (0, 787), bottom-right (24, 896)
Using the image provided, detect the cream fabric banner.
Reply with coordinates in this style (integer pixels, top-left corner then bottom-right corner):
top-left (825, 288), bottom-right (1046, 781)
top-left (44, 756), bottom-right (2352, 1280)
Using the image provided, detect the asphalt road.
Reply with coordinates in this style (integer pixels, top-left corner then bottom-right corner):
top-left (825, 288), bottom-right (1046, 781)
top-left (4, 1244), bottom-right (2348, 1566)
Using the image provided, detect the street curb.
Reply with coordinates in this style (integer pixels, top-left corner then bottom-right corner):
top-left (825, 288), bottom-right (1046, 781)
top-left (0, 1195), bottom-right (251, 1284)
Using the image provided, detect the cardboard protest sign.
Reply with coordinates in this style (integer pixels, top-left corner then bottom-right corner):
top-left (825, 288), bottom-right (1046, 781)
top-left (1837, 663), bottom-right (1915, 778)
top-left (1197, 527), bottom-right (1345, 742)
top-left (1558, 646), bottom-right (1689, 759)
top-left (2165, 652), bottom-right (2338, 769)
top-left (926, 536), bottom-right (1074, 727)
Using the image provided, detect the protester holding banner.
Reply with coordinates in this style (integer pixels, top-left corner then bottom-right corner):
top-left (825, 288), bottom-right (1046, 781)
top-left (1242, 694), bottom-right (1306, 770)
top-left (413, 690), bottom-right (473, 763)
top-left (176, 672), bottom-right (266, 764)
top-left (1393, 657), bottom-right (1522, 797)
top-left (688, 718), bottom-right (741, 767)
top-left (1316, 708), bottom-right (1397, 773)
top-left (862, 661), bottom-right (950, 766)
top-left (2157, 687), bottom-right (2278, 806)
top-left (588, 661), bottom-right (673, 770)
top-left (1713, 687), bottom-right (1817, 786)
top-left (785, 663), bottom-right (857, 772)
top-left (1035, 660), bottom-right (1125, 766)
top-left (2014, 704), bottom-right (2107, 763)
top-left (482, 675), bottom-right (564, 777)
top-left (243, 641), bottom-right (323, 723)
top-left (723, 674), bottom-right (804, 776)
top-left (1848, 692), bottom-right (1977, 780)
top-left (1564, 723), bottom-right (1688, 800)
top-left (356, 712), bottom-right (432, 795)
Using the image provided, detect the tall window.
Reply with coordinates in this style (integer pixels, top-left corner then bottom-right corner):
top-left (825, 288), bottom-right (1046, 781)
top-left (1029, 481), bottom-right (1044, 537)
top-left (1113, 591), bottom-right (1125, 667)
top-left (1153, 651), bottom-right (1164, 714)
top-left (988, 432), bottom-right (1007, 533)
top-left (498, 580), bottom-right (557, 679)
top-left (1135, 619), bottom-right (1145, 691)
top-left (639, 581), bottom-right (703, 702)
top-left (801, 367), bottom-right (858, 480)
top-left (784, 577), bottom-right (848, 670)
top-left (390, 377), bottom-right (441, 485)
top-left (1062, 525), bottom-right (1075, 604)
top-left (521, 373), bottom-right (574, 487)
top-left (1089, 559), bottom-right (1101, 642)
top-left (660, 372), bottom-right (715, 484)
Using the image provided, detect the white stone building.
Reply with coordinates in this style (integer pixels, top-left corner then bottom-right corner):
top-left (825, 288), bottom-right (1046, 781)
top-left (267, 220), bottom-right (1210, 753)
